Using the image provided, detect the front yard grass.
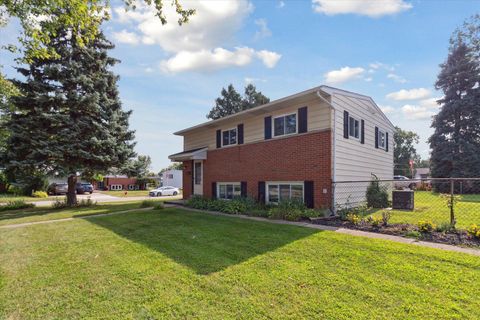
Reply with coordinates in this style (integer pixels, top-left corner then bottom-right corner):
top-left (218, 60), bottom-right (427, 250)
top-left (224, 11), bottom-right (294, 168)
top-left (1, 208), bottom-right (479, 319)
top-left (370, 191), bottom-right (480, 228)
top-left (0, 194), bottom-right (63, 203)
top-left (0, 200), bottom-right (165, 226)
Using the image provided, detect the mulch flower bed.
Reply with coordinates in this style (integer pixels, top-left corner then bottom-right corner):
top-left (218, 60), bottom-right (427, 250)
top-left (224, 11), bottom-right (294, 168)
top-left (310, 217), bottom-right (480, 248)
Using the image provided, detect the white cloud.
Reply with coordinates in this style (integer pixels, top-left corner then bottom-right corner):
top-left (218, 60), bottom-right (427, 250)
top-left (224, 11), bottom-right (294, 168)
top-left (254, 19), bottom-right (272, 40)
top-left (386, 88), bottom-right (431, 100)
top-left (244, 77), bottom-right (266, 84)
top-left (401, 104), bottom-right (436, 120)
top-left (113, 0), bottom-right (281, 73)
top-left (112, 29), bottom-right (140, 45)
top-left (419, 97), bottom-right (441, 109)
top-left (256, 50), bottom-right (281, 68)
top-left (277, 1), bottom-right (285, 8)
top-left (369, 62), bottom-right (395, 72)
top-left (324, 66), bottom-right (365, 84)
top-left (364, 77), bottom-right (373, 82)
top-left (160, 47), bottom-right (252, 73)
top-left (312, 0), bottom-right (412, 17)
top-left (380, 105), bottom-right (396, 114)
top-left (387, 73), bottom-right (407, 83)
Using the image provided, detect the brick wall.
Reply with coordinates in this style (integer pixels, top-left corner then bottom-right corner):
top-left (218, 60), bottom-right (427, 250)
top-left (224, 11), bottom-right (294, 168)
top-left (182, 160), bottom-right (193, 199)
top-left (185, 130), bottom-right (332, 208)
top-left (104, 177), bottom-right (141, 190)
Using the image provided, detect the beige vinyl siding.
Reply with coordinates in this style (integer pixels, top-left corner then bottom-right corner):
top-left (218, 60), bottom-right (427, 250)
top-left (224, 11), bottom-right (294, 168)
top-left (331, 93), bottom-right (394, 208)
top-left (184, 98), bottom-right (331, 150)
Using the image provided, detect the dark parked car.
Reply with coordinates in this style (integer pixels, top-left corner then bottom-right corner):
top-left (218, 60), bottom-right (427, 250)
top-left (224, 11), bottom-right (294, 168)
top-left (47, 183), bottom-right (68, 195)
top-left (76, 183), bottom-right (94, 194)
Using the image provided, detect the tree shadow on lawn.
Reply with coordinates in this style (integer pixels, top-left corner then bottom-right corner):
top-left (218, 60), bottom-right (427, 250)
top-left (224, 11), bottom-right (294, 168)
top-left (89, 208), bottom-right (321, 275)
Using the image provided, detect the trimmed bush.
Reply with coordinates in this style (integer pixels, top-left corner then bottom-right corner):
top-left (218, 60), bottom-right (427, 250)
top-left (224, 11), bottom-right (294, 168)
top-left (32, 191), bottom-right (48, 198)
top-left (366, 179), bottom-right (389, 208)
top-left (418, 220), bottom-right (435, 233)
top-left (467, 224), bottom-right (480, 239)
top-left (268, 199), bottom-right (306, 221)
top-left (0, 200), bottom-right (35, 211)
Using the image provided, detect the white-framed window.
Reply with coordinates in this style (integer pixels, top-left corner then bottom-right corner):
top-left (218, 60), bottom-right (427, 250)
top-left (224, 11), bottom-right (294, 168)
top-left (110, 184), bottom-right (123, 190)
top-left (349, 116), bottom-right (360, 139)
top-left (378, 129), bottom-right (386, 149)
top-left (222, 128), bottom-right (237, 146)
top-left (266, 182), bottom-right (304, 204)
top-left (273, 113), bottom-right (297, 137)
top-left (128, 184), bottom-right (139, 190)
top-left (217, 182), bottom-right (241, 200)
top-left (194, 161), bottom-right (202, 185)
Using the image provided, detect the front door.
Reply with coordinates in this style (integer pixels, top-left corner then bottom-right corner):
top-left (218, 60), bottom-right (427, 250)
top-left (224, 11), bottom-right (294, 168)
top-left (193, 160), bottom-right (203, 196)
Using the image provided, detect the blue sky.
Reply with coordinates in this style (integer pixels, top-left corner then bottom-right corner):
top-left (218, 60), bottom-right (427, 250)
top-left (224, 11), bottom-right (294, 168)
top-left (1, 0), bottom-right (479, 172)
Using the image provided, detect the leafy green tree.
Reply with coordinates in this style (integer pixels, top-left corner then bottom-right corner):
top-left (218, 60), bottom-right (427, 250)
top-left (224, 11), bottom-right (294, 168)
top-left (394, 126), bottom-right (420, 177)
top-left (4, 28), bottom-right (136, 205)
top-left (159, 162), bottom-right (183, 176)
top-left (0, 72), bottom-right (20, 163)
top-left (0, 0), bottom-right (195, 61)
top-left (429, 40), bottom-right (480, 183)
top-left (207, 84), bottom-right (270, 120)
top-left (242, 84), bottom-right (270, 110)
top-left (123, 155), bottom-right (152, 178)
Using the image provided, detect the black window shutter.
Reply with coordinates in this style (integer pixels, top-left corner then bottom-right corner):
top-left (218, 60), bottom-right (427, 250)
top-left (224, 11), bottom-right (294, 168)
top-left (237, 124), bottom-right (244, 145)
top-left (191, 160), bottom-right (194, 195)
top-left (212, 182), bottom-right (217, 199)
top-left (241, 181), bottom-right (247, 197)
top-left (298, 106), bottom-right (308, 133)
top-left (304, 181), bottom-right (314, 209)
top-left (216, 129), bottom-right (221, 148)
top-left (343, 111), bottom-right (349, 139)
top-left (385, 132), bottom-right (389, 152)
top-left (264, 116), bottom-right (272, 140)
top-left (258, 181), bottom-right (266, 203)
top-left (361, 120), bottom-right (365, 144)
top-left (374, 127), bottom-right (379, 149)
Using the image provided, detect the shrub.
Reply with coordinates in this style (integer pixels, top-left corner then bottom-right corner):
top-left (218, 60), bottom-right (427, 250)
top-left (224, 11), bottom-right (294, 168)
top-left (77, 198), bottom-right (97, 207)
top-left (140, 200), bottom-right (158, 208)
top-left (249, 209), bottom-right (269, 217)
top-left (366, 216), bottom-right (382, 228)
top-left (153, 202), bottom-right (165, 210)
top-left (302, 209), bottom-right (325, 219)
top-left (405, 230), bottom-right (421, 239)
top-left (32, 191), bottom-right (48, 198)
top-left (381, 211), bottom-right (391, 226)
top-left (436, 222), bottom-right (455, 233)
top-left (51, 199), bottom-right (68, 209)
top-left (467, 224), bottom-right (480, 239)
top-left (18, 173), bottom-right (49, 196)
top-left (51, 198), bottom-right (97, 209)
top-left (366, 179), bottom-right (389, 208)
top-left (0, 200), bottom-right (35, 211)
top-left (418, 220), bottom-right (435, 233)
top-left (346, 213), bottom-right (361, 225)
top-left (268, 199), bottom-right (306, 221)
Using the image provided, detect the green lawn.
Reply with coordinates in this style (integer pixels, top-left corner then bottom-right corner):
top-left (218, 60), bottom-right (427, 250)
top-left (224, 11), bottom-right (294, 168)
top-left (0, 201), bottom-right (165, 226)
top-left (1, 208), bottom-right (479, 319)
top-left (370, 191), bottom-right (480, 228)
top-left (0, 194), bottom-right (64, 203)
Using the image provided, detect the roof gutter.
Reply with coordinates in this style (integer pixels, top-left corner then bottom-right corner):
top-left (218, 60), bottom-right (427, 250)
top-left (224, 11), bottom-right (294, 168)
top-left (316, 90), bottom-right (337, 209)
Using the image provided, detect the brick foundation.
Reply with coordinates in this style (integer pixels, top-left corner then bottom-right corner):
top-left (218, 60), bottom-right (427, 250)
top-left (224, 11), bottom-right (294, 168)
top-left (183, 130), bottom-right (332, 208)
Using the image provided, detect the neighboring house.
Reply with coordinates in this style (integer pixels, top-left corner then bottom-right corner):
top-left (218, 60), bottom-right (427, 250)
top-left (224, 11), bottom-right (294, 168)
top-left (414, 168), bottom-right (430, 179)
top-left (97, 175), bottom-right (146, 191)
top-left (161, 169), bottom-right (183, 189)
top-left (169, 85), bottom-right (394, 209)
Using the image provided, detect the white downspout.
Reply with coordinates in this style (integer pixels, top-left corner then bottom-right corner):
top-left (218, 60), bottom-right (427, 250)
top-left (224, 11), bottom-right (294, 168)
top-left (316, 91), bottom-right (337, 213)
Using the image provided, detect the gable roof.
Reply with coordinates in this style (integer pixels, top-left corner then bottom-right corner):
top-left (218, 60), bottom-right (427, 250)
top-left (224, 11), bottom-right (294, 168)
top-left (174, 85), bottom-right (395, 135)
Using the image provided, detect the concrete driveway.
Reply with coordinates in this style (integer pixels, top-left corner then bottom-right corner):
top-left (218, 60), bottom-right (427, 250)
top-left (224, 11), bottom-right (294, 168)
top-left (24, 192), bottom-right (180, 207)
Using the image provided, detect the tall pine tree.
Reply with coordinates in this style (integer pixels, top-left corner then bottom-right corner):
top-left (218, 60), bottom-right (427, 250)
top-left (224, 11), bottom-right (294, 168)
top-left (242, 83), bottom-right (270, 110)
top-left (429, 41), bottom-right (480, 189)
top-left (5, 28), bottom-right (135, 204)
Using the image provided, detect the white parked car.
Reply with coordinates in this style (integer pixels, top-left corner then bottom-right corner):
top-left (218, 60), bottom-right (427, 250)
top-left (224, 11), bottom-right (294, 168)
top-left (393, 175), bottom-right (416, 190)
top-left (149, 186), bottom-right (180, 197)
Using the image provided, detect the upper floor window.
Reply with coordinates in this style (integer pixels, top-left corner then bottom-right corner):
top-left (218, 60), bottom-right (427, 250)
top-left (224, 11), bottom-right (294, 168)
top-left (222, 128), bottom-right (237, 146)
top-left (349, 116), bottom-right (360, 139)
top-left (274, 113), bottom-right (296, 137)
top-left (378, 129), bottom-right (386, 149)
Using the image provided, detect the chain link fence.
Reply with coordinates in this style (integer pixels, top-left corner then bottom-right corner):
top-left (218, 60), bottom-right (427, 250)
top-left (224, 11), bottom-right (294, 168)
top-left (333, 178), bottom-right (480, 230)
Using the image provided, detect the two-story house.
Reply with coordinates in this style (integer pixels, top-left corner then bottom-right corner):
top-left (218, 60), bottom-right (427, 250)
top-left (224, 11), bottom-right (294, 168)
top-left (169, 85), bottom-right (395, 209)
